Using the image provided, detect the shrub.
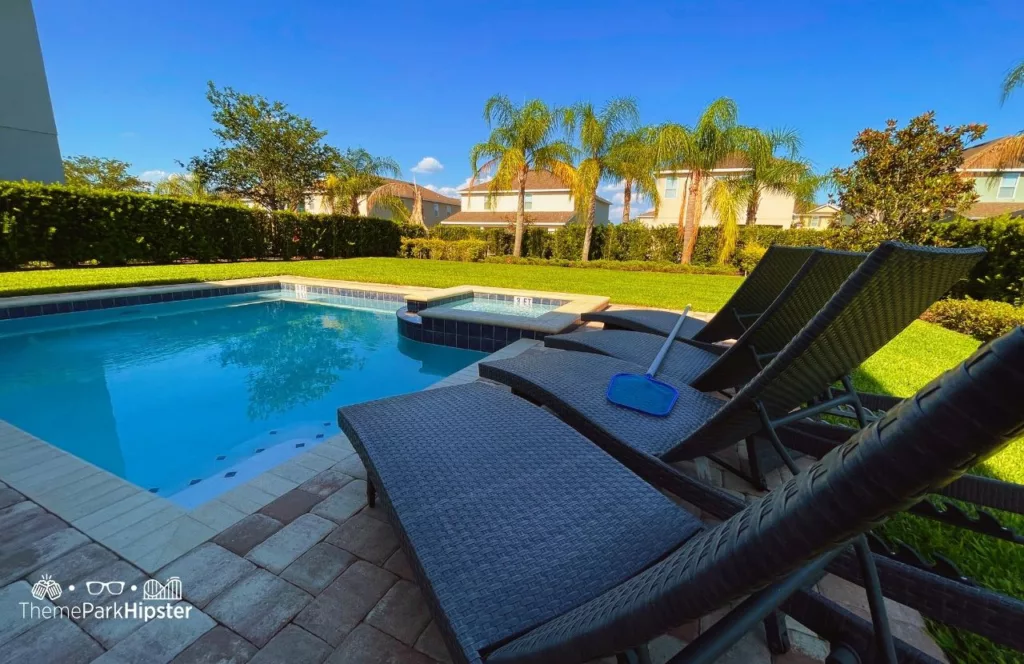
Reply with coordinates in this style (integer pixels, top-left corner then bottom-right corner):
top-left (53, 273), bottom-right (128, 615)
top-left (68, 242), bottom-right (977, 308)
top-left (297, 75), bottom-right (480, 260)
top-left (481, 256), bottom-right (739, 275)
top-left (924, 215), bottom-right (1024, 304)
top-left (734, 242), bottom-right (767, 274)
top-left (921, 298), bottom-right (1024, 341)
top-left (0, 181), bottom-right (405, 268)
top-left (400, 237), bottom-right (487, 262)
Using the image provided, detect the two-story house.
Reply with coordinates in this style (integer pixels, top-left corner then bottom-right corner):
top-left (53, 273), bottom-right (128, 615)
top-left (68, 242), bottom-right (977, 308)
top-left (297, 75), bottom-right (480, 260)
top-left (306, 179), bottom-right (460, 228)
top-left (640, 156), bottom-right (798, 230)
top-left (959, 137), bottom-right (1024, 219)
top-left (440, 170), bottom-right (611, 231)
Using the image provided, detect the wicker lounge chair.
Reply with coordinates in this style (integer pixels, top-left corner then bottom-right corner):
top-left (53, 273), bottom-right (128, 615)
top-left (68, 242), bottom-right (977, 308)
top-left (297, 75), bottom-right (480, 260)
top-left (549, 248), bottom-right (866, 390)
top-left (479, 242), bottom-right (986, 487)
top-left (338, 327), bottom-right (1024, 664)
top-left (581, 244), bottom-right (816, 342)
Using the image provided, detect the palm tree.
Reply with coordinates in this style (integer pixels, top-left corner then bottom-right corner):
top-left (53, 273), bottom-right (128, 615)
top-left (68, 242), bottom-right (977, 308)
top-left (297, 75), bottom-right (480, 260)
top-left (607, 125), bottom-right (663, 223)
top-left (1001, 59), bottom-right (1024, 104)
top-left (661, 98), bottom-right (745, 264)
top-left (319, 149), bottom-right (408, 219)
top-left (562, 99), bottom-right (640, 260)
top-left (986, 59), bottom-right (1024, 171)
top-left (735, 128), bottom-right (812, 225)
top-left (152, 172), bottom-right (220, 201)
top-left (469, 95), bottom-right (577, 257)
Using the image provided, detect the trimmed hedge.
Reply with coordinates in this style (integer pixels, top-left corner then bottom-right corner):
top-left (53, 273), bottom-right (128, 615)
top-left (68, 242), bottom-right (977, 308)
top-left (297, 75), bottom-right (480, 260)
top-left (481, 256), bottom-right (739, 275)
top-left (400, 238), bottom-right (488, 261)
top-left (924, 215), bottom-right (1024, 305)
top-left (0, 181), bottom-right (410, 268)
top-left (921, 298), bottom-right (1024, 341)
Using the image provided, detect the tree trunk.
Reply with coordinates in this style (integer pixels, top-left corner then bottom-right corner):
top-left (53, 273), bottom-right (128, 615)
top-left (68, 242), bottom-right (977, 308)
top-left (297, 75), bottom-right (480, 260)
top-left (581, 190), bottom-right (596, 262)
top-left (350, 195), bottom-right (360, 216)
top-left (745, 189), bottom-right (760, 226)
top-left (513, 170), bottom-right (527, 257)
top-left (680, 174), bottom-right (703, 264)
top-left (622, 180), bottom-right (632, 224)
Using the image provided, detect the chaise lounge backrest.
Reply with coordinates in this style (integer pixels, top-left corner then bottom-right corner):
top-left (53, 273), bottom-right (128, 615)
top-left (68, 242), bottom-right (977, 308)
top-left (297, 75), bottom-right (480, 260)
top-left (692, 248), bottom-right (866, 391)
top-left (692, 245), bottom-right (817, 343)
top-left (488, 326), bottom-right (1024, 664)
top-left (674, 241), bottom-right (986, 459)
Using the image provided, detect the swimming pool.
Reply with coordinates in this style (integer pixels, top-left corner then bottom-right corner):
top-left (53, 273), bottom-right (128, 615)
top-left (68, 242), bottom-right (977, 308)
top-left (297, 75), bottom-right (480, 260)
top-left (445, 295), bottom-right (562, 318)
top-left (0, 291), bottom-right (482, 503)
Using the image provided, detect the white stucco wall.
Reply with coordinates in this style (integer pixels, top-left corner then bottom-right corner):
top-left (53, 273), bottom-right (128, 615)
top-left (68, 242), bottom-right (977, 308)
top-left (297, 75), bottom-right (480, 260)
top-left (644, 172), bottom-right (796, 230)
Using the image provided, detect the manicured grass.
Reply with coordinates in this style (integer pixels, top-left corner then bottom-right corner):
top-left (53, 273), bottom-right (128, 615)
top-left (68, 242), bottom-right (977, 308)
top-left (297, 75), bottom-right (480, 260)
top-left (0, 258), bottom-right (743, 314)
top-left (1, 258), bottom-right (1020, 662)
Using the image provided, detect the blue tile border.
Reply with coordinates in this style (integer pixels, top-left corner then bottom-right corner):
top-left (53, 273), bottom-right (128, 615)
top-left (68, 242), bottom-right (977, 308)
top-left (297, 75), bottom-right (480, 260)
top-left (397, 307), bottom-right (548, 352)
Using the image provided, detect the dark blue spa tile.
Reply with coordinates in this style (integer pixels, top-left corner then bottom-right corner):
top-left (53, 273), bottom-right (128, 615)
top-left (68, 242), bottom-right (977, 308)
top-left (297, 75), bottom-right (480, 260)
top-left (24, 305), bottom-right (43, 317)
top-left (456, 321), bottom-right (469, 336)
top-left (444, 319), bottom-right (457, 334)
top-left (491, 326), bottom-right (507, 343)
top-left (421, 330), bottom-right (435, 344)
top-left (85, 299), bottom-right (102, 310)
top-left (467, 322), bottom-right (481, 336)
top-left (481, 324), bottom-right (494, 339)
top-left (41, 303), bottom-right (58, 315)
top-left (0, 308), bottom-right (9, 321)
top-left (520, 329), bottom-right (535, 340)
top-left (481, 339), bottom-right (495, 353)
top-left (7, 306), bottom-right (25, 319)
top-left (444, 333), bottom-right (457, 347)
top-left (468, 337), bottom-right (482, 351)
top-left (506, 328), bottom-right (521, 342)
top-left (56, 301), bottom-right (72, 313)
top-left (409, 327), bottom-right (422, 342)
top-left (493, 339), bottom-right (508, 351)
top-left (456, 335), bottom-right (469, 349)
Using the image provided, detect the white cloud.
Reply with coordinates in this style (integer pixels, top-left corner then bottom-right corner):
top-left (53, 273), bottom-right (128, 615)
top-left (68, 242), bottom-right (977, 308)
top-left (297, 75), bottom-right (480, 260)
top-left (139, 169), bottom-right (171, 183)
top-left (424, 184), bottom-right (462, 198)
top-left (599, 179), bottom-right (625, 193)
top-left (411, 157), bottom-right (444, 174)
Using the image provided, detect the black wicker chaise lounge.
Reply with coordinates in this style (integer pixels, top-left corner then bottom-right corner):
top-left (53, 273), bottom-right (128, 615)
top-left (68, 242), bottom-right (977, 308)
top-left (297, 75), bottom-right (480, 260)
top-left (479, 242), bottom-right (985, 488)
top-left (581, 244), bottom-right (816, 342)
top-left (338, 327), bottom-right (1024, 664)
top-left (549, 247), bottom-right (866, 389)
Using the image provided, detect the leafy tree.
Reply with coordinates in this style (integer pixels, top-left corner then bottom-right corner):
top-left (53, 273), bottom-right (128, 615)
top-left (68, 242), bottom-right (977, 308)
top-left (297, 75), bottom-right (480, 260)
top-left (562, 99), bottom-right (639, 260)
top-left (151, 158), bottom-right (223, 201)
top-left (62, 155), bottom-right (148, 192)
top-left (469, 95), bottom-right (576, 257)
top-left (661, 98), bottom-right (746, 264)
top-left (607, 125), bottom-right (664, 223)
top-left (197, 82), bottom-right (339, 211)
top-left (319, 148), bottom-right (406, 219)
top-left (831, 112), bottom-right (985, 248)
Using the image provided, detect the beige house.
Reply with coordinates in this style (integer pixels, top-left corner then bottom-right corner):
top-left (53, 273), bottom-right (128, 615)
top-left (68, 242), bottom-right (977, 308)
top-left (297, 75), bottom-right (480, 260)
top-left (441, 170), bottom-right (611, 231)
top-left (958, 137), bottom-right (1024, 219)
top-left (0, 0), bottom-right (63, 183)
top-left (641, 156), bottom-right (797, 230)
top-left (792, 203), bottom-right (844, 229)
top-left (306, 179), bottom-right (460, 228)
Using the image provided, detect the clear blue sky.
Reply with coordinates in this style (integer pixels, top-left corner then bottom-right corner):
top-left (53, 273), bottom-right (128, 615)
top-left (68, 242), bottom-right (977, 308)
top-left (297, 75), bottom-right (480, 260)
top-left (34, 0), bottom-right (1024, 216)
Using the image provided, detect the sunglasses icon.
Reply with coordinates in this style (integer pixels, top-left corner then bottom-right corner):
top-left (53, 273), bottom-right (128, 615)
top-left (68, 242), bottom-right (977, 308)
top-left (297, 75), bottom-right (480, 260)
top-left (85, 581), bottom-right (125, 596)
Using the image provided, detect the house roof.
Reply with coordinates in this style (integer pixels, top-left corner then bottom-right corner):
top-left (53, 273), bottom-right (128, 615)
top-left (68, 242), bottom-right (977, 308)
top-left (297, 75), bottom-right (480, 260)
top-left (659, 153), bottom-right (750, 174)
top-left (442, 210), bottom-right (577, 226)
top-left (795, 203), bottom-right (840, 215)
top-left (462, 170), bottom-right (612, 204)
top-left (379, 179), bottom-right (460, 205)
top-left (961, 137), bottom-right (1024, 171)
top-left (635, 209), bottom-right (656, 218)
top-left (960, 201), bottom-right (1024, 219)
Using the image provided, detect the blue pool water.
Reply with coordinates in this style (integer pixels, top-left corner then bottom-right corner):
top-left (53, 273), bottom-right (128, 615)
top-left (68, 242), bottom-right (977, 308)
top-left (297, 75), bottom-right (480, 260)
top-left (0, 292), bottom-right (482, 501)
top-left (446, 296), bottom-right (561, 318)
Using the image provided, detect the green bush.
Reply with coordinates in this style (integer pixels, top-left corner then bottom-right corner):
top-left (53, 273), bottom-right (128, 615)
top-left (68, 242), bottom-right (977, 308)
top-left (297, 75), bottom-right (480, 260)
top-left (920, 298), bottom-right (1024, 341)
top-left (924, 215), bottom-right (1024, 304)
top-left (0, 181), bottom-right (405, 268)
top-left (400, 237), bottom-right (487, 261)
top-left (481, 255), bottom-right (738, 275)
top-left (734, 242), bottom-right (767, 274)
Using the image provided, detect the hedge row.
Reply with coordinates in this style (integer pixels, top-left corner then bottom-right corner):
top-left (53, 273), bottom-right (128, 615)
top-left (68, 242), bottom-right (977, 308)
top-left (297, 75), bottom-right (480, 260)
top-left (921, 298), bottom-right (1024, 341)
top-left (924, 215), bottom-right (1024, 305)
top-left (0, 181), bottom-right (410, 268)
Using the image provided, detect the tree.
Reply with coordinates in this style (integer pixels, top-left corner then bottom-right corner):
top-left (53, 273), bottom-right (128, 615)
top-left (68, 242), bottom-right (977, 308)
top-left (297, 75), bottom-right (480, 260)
top-left (983, 59), bottom-right (1024, 170)
top-left (735, 128), bottom-right (813, 225)
top-left (606, 125), bottom-right (663, 224)
top-left (831, 112), bottom-right (985, 248)
top-left (1001, 59), bottom-right (1024, 104)
top-left (661, 98), bottom-right (746, 264)
top-left (151, 158), bottom-right (222, 201)
top-left (62, 156), bottom-right (148, 192)
top-left (197, 82), bottom-right (339, 211)
top-left (562, 99), bottom-right (639, 260)
top-left (319, 149), bottom-right (407, 219)
top-left (469, 95), bottom-right (576, 257)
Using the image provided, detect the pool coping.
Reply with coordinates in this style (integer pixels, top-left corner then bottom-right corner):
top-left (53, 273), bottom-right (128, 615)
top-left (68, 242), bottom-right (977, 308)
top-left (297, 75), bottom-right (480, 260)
top-left (0, 277), bottom-right (553, 573)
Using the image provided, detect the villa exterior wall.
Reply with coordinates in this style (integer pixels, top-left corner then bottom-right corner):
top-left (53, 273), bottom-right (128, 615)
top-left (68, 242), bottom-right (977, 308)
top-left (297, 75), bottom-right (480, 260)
top-left (972, 173), bottom-right (1024, 203)
top-left (645, 172), bottom-right (796, 229)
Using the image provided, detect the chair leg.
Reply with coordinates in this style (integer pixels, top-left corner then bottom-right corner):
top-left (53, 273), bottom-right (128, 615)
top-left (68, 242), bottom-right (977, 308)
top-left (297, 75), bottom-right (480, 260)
top-left (745, 437), bottom-right (769, 491)
top-left (615, 645), bottom-right (652, 664)
top-left (366, 480), bottom-right (377, 508)
top-left (825, 643), bottom-right (862, 664)
top-left (763, 611), bottom-right (791, 654)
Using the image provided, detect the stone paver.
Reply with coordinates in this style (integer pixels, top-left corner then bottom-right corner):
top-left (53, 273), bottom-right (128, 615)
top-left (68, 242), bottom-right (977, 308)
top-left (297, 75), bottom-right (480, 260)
top-left (0, 501), bottom-right (42, 531)
top-left (25, 542), bottom-right (118, 589)
top-left (205, 570), bottom-right (311, 648)
top-left (169, 626), bottom-right (258, 664)
top-left (258, 489), bottom-right (324, 525)
top-left (76, 563), bottom-right (151, 648)
top-left (328, 624), bottom-right (433, 664)
top-left (0, 581), bottom-right (52, 647)
top-left (280, 542), bottom-right (357, 595)
top-left (326, 513), bottom-right (398, 565)
top-left (248, 625), bottom-right (332, 664)
top-left (297, 469), bottom-right (355, 499)
top-left (365, 580), bottom-right (432, 645)
top-left (1, 513), bottom-right (69, 557)
top-left (294, 561), bottom-right (397, 646)
top-left (330, 455), bottom-right (367, 481)
top-left (157, 543), bottom-right (256, 609)
top-left (310, 480), bottom-right (367, 524)
top-left (0, 489), bottom-right (23, 511)
top-left (0, 617), bottom-right (104, 664)
top-left (246, 514), bottom-right (336, 574)
top-left (92, 603), bottom-right (214, 664)
top-left (212, 514), bottom-right (283, 557)
top-left (414, 622), bottom-right (453, 664)
top-left (383, 550), bottom-right (414, 582)
top-left (0, 528), bottom-right (91, 586)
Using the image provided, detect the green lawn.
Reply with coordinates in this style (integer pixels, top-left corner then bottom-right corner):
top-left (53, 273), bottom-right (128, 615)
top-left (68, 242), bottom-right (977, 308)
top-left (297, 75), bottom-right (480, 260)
top-left (0, 258), bottom-right (743, 314)
top-left (1, 258), bottom-right (1020, 662)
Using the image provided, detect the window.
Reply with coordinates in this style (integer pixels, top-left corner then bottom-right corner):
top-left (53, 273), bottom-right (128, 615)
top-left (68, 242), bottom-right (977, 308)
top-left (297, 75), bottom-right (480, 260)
top-left (665, 177), bottom-right (678, 199)
top-left (446, 205), bottom-right (452, 216)
top-left (808, 217), bottom-right (820, 228)
top-left (525, 193), bottom-right (533, 210)
top-left (997, 173), bottom-right (1020, 200)
top-left (297, 199), bottom-right (306, 212)
top-left (433, 203), bottom-right (439, 216)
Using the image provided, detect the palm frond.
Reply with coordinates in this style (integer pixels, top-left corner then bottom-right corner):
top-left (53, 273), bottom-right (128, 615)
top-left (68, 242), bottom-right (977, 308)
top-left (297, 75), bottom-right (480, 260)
top-left (706, 178), bottom-right (744, 263)
top-left (1001, 60), bottom-right (1024, 105)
